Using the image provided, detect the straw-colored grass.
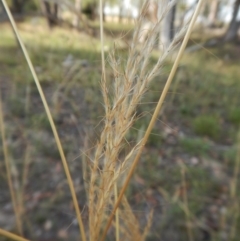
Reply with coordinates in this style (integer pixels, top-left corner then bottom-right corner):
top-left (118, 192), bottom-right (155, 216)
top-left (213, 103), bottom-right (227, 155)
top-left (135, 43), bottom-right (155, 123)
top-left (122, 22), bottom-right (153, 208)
top-left (0, 91), bottom-right (23, 236)
top-left (1, 1), bottom-right (86, 241)
top-left (89, 1), bottom-right (204, 240)
top-left (0, 229), bottom-right (29, 241)
top-left (0, 0), bottom-right (205, 240)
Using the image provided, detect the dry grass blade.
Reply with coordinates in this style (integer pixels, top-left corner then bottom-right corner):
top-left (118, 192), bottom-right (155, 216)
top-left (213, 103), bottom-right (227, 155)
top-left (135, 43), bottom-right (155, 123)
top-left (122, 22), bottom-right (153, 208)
top-left (114, 184), bottom-right (120, 241)
top-left (231, 130), bottom-right (240, 198)
top-left (0, 229), bottom-right (29, 241)
top-left (142, 209), bottom-right (153, 241)
top-left (1, 1), bottom-right (86, 241)
top-left (230, 201), bottom-right (239, 240)
top-left (88, 1), bottom-right (181, 237)
top-left (18, 145), bottom-right (31, 220)
top-left (88, 0), bottom-right (109, 239)
top-left (120, 196), bottom-right (153, 241)
top-left (179, 160), bottom-right (194, 241)
top-left (100, 1), bottom-right (204, 240)
top-left (99, 0), bottom-right (106, 84)
top-left (0, 92), bottom-right (22, 235)
top-left (229, 129), bottom-right (240, 239)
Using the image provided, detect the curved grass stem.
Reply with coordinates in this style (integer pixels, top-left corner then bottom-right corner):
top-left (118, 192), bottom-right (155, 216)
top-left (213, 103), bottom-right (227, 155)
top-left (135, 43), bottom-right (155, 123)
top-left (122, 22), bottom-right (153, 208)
top-left (114, 183), bottom-right (120, 241)
top-left (0, 228), bottom-right (29, 241)
top-left (0, 92), bottom-right (22, 235)
top-left (1, 1), bottom-right (86, 241)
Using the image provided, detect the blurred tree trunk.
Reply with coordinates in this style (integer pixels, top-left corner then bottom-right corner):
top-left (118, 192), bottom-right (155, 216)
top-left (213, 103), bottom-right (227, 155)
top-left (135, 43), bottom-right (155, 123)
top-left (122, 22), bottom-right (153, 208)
top-left (224, 0), bottom-right (240, 42)
top-left (42, 1), bottom-right (59, 27)
top-left (208, 0), bottom-right (219, 27)
top-left (83, 2), bottom-right (97, 20)
top-left (159, 2), bottom-right (176, 49)
top-left (73, 0), bottom-right (81, 28)
top-left (12, 0), bottom-right (23, 14)
top-left (118, 1), bottom-right (123, 23)
top-left (102, 1), bottom-right (106, 22)
top-left (0, 1), bottom-right (7, 22)
top-left (0, 1), bottom-right (6, 18)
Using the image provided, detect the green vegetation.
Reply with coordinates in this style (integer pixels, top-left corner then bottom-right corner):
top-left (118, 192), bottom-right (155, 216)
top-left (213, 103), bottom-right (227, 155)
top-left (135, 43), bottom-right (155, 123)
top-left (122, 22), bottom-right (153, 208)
top-left (193, 115), bottom-right (220, 139)
top-left (229, 108), bottom-right (240, 125)
top-left (180, 137), bottom-right (211, 156)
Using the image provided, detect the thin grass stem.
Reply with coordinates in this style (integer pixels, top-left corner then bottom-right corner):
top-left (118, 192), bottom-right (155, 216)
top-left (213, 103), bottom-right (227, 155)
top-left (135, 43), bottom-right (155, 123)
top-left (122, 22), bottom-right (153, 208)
top-left (230, 201), bottom-right (239, 240)
top-left (1, 1), bottom-right (86, 241)
top-left (99, 0), bottom-right (109, 112)
top-left (229, 129), bottom-right (240, 239)
top-left (19, 145), bottom-right (31, 219)
top-left (231, 130), bottom-right (240, 198)
top-left (179, 161), bottom-right (194, 241)
top-left (114, 183), bottom-right (120, 241)
top-left (100, 1), bottom-right (204, 240)
top-left (0, 92), bottom-right (22, 235)
top-left (0, 229), bottom-right (30, 241)
top-left (100, 0), bottom-right (106, 84)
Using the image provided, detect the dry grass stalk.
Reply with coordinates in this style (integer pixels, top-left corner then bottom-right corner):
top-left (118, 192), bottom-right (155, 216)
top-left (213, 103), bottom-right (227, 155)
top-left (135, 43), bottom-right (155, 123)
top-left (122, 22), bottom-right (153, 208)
top-left (179, 160), bottom-right (194, 241)
top-left (230, 202), bottom-right (239, 240)
top-left (1, 1), bottom-right (86, 241)
top-left (229, 130), bottom-right (240, 239)
top-left (19, 145), bottom-right (32, 220)
top-left (230, 130), bottom-right (240, 198)
top-left (99, 1), bottom-right (204, 240)
top-left (114, 183), bottom-right (120, 241)
top-left (0, 92), bottom-right (23, 235)
top-left (120, 196), bottom-right (153, 241)
top-left (0, 0), bottom-right (204, 240)
top-left (86, 0), bottom-right (202, 240)
top-left (0, 229), bottom-right (30, 241)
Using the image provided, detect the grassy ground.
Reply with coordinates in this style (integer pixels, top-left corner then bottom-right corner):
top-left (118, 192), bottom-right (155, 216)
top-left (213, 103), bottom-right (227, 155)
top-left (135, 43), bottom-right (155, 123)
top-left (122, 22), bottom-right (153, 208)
top-left (0, 19), bottom-right (240, 241)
